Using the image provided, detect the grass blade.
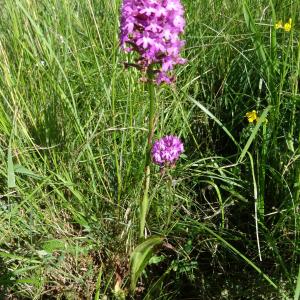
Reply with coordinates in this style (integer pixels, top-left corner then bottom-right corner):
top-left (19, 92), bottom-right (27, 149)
top-left (7, 144), bottom-right (16, 188)
top-left (188, 96), bottom-right (240, 149)
top-left (190, 221), bottom-right (281, 291)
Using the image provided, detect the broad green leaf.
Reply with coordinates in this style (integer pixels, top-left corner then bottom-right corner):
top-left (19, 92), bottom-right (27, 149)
top-left (16, 278), bottom-right (41, 286)
top-left (130, 236), bottom-right (164, 292)
top-left (148, 255), bottom-right (165, 265)
top-left (42, 239), bottom-right (66, 253)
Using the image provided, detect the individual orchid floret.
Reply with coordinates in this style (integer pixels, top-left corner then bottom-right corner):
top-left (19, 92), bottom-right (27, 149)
top-left (120, 0), bottom-right (186, 84)
top-left (151, 135), bottom-right (184, 166)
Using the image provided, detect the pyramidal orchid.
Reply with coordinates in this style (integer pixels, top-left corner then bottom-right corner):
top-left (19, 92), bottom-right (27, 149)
top-left (120, 0), bottom-right (186, 84)
top-left (119, 0), bottom-right (186, 240)
top-left (151, 135), bottom-right (184, 166)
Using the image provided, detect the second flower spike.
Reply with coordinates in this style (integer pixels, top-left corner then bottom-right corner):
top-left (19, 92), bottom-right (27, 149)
top-left (151, 135), bottom-right (184, 166)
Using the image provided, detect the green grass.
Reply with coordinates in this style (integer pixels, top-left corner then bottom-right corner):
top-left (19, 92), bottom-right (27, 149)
top-left (0, 0), bottom-right (299, 299)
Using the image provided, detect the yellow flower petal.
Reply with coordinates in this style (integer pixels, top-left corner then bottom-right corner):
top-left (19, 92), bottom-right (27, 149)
top-left (246, 110), bottom-right (258, 123)
top-left (284, 18), bottom-right (292, 32)
top-left (275, 20), bottom-right (283, 29)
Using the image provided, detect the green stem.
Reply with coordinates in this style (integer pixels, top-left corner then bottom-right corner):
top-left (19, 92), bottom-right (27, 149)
top-left (139, 76), bottom-right (156, 239)
top-left (111, 69), bottom-right (122, 220)
top-left (140, 165), bottom-right (150, 239)
top-left (146, 80), bottom-right (156, 166)
top-left (258, 122), bottom-right (267, 221)
top-left (295, 133), bottom-right (300, 204)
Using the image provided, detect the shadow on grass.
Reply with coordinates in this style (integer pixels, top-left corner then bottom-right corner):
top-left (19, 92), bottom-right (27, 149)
top-left (0, 258), bottom-right (15, 299)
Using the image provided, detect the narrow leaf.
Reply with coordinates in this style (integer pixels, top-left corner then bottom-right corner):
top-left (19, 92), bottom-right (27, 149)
top-left (238, 106), bottom-right (271, 163)
top-left (188, 96), bottom-right (240, 149)
top-left (7, 145), bottom-right (16, 188)
top-left (14, 164), bottom-right (42, 179)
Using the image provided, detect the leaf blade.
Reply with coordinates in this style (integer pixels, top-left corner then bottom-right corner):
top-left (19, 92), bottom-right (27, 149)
top-left (130, 236), bottom-right (164, 292)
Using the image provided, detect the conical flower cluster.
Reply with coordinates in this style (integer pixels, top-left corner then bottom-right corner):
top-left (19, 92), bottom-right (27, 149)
top-left (151, 135), bottom-right (184, 166)
top-left (120, 0), bottom-right (186, 84)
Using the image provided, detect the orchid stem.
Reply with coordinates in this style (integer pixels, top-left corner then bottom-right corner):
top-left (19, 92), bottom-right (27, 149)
top-left (139, 75), bottom-right (156, 239)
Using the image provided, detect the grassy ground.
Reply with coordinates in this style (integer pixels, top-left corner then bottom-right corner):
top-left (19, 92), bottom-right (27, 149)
top-left (0, 0), bottom-right (299, 299)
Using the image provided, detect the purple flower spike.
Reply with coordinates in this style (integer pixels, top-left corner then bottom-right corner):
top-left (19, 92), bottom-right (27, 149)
top-left (120, 0), bottom-right (186, 84)
top-left (151, 135), bottom-right (184, 166)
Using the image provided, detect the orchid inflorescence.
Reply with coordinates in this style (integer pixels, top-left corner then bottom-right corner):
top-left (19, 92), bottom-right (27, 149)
top-left (120, 0), bottom-right (186, 84)
top-left (151, 135), bottom-right (184, 167)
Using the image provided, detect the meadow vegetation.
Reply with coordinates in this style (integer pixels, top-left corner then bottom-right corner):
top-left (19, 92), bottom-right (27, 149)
top-left (0, 0), bottom-right (299, 299)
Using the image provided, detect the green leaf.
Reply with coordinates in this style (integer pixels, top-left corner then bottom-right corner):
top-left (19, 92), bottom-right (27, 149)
top-left (130, 236), bottom-right (164, 292)
top-left (238, 106), bottom-right (271, 163)
top-left (16, 278), bottom-right (41, 286)
top-left (294, 265), bottom-right (300, 300)
top-left (14, 164), bottom-right (42, 179)
top-left (42, 239), bottom-right (66, 253)
top-left (148, 255), bottom-right (165, 265)
top-left (242, 1), bottom-right (268, 68)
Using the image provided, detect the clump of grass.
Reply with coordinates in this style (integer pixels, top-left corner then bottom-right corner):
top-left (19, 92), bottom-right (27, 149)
top-left (0, 0), bottom-right (299, 299)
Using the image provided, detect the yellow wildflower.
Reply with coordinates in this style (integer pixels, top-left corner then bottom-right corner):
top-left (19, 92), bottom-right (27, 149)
top-left (275, 20), bottom-right (283, 29)
top-left (245, 110), bottom-right (268, 124)
top-left (246, 110), bottom-right (258, 123)
top-left (284, 18), bottom-right (292, 32)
